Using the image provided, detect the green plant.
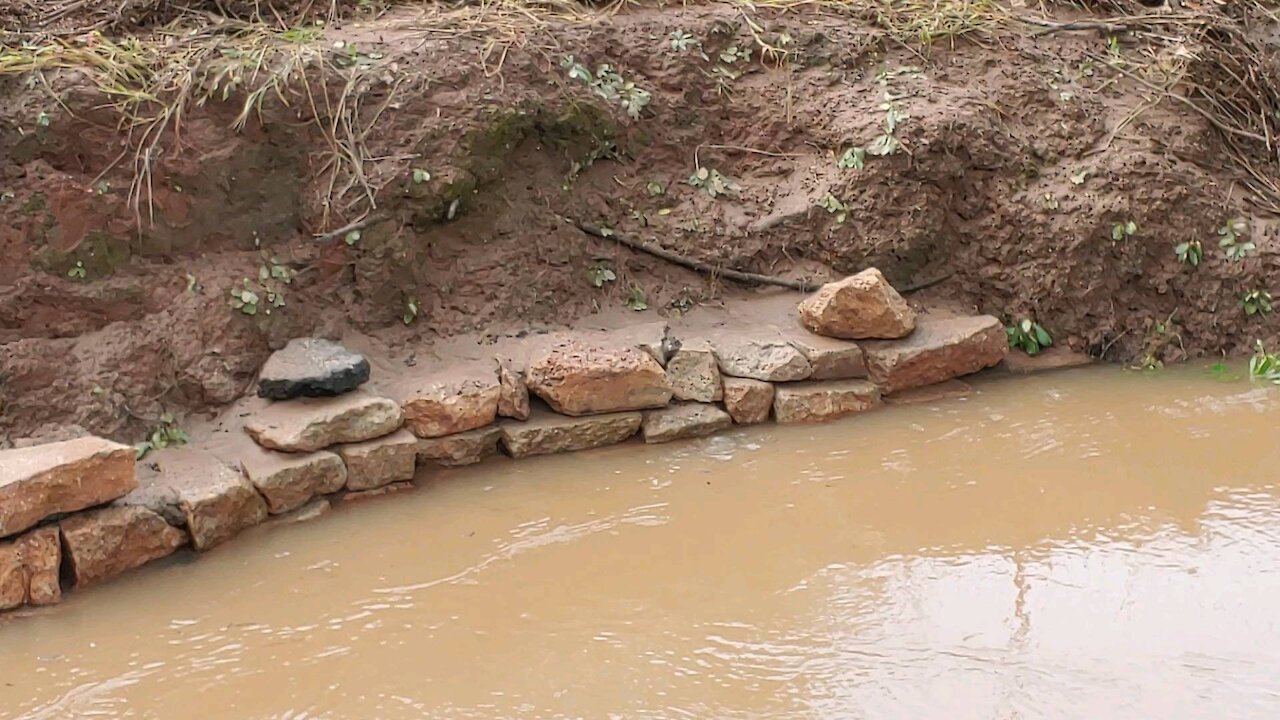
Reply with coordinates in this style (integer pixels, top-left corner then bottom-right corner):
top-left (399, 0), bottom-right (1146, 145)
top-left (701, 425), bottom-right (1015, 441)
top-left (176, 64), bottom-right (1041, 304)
top-left (1242, 289), bottom-right (1273, 316)
top-left (412, 168), bottom-right (431, 184)
top-left (625, 286), bottom-right (648, 311)
top-left (1106, 35), bottom-right (1122, 57)
top-left (1070, 168), bottom-right (1089, 185)
top-left (229, 281), bottom-right (260, 315)
top-left (838, 147), bottom-right (865, 170)
top-left (344, 230), bottom-right (361, 245)
top-left (668, 30), bottom-right (699, 53)
top-left (67, 260), bottom-right (86, 280)
top-left (719, 45), bottom-right (751, 65)
top-left (1218, 218), bottom-right (1252, 261)
top-left (866, 97), bottom-right (907, 157)
top-left (587, 263), bottom-right (617, 288)
top-left (687, 166), bottom-right (737, 198)
top-left (35, 110), bottom-right (50, 128)
top-left (817, 192), bottom-right (848, 223)
top-left (560, 56), bottom-right (651, 120)
top-left (135, 413), bottom-right (190, 459)
top-left (1208, 362), bottom-right (1240, 382)
top-left (1174, 239), bottom-right (1202, 267)
top-left (1006, 318), bottom-right (1052, 355)
top-left (1250, 340), bottom-right (1280, 384)
top-left (1111, 220), bottom-right (1137, 242)
top-left (646, 181), bottom-right (664, 196)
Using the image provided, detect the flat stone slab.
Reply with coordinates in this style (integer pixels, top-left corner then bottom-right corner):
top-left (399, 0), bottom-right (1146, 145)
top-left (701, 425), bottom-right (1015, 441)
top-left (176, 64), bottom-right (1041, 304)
top-left (783, 331), bottom-right (868, 380)
top-left (722, 377), bottom-right (774, 424)
top-left (122, 448), bottom-right (268, 552)
top-left (0, 436), bottom-right (137, 539)
top-left (60, 505), bottom-right (187, 590)
top-left (257, 337), bottom-right (370, 400)
top-left (666, 340), bottom-right (723, 403)
top-left (244, 390), bottom-right (403, 453)
top-left (711, 332), bottom-right (812, 382)
top-left (499, 410), bottom-right (641, 458)
top-left (773, 379), bottom-right (882, 424)
top-left (398, 364), bottom-right (502, 438)
top-left (862, 315), bottom-right (1007, 393)
top-left (240, 447), bottom-right (347, 515)
top-left (0, 526), bottom-right (61, 611)
top-left (338, 429), bottom-right (418, 491)
top-left (884, 379), bottom-right (974, 406)
top-left (341, 481), bottom-right (414, 503)
top-left (641, 404), bottom-right (733, 444)
top-left (415, 426), bottom-right (502, 467)
top-left (798, 267), bottom-right (916, 340)
top-left (1001, 346), bottom-right (1092, 374)
top-left (525, 341), bottom-right (671, 416)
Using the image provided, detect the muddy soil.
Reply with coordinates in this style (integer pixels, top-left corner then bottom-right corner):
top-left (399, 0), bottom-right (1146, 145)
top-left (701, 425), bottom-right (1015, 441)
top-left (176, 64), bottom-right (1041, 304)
top-left (2, 1), bottom-right (1278, 443)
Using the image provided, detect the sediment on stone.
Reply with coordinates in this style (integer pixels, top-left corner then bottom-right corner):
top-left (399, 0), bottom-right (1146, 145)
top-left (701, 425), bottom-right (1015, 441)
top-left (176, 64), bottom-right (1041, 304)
top-left (244, 390), bottom-right (404, 453)
top-left (337, 429), bottom-right (418, 491)
top-left (397, 365), bottom-right (502, 438)
top-left (525, 341), bottom-right (672, 416)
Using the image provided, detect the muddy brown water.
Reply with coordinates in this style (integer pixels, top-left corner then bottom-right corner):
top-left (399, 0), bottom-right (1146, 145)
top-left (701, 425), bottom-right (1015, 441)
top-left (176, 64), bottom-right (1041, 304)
top-left (4, 367), bottom-right (1280, 718)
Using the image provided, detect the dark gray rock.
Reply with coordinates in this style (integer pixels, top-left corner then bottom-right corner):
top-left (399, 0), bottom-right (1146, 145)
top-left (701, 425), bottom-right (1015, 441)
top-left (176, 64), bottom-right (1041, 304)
top-left (257, 338), bottom-right (370, 400)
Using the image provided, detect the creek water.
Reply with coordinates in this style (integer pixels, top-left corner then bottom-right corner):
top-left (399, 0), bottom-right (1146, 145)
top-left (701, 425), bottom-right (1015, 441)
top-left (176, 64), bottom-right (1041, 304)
top-left (3, 367), bottom-right (1280, 719)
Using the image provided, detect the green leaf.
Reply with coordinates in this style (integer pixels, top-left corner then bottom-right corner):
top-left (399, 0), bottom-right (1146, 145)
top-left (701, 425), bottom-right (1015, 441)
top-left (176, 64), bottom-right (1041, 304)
top-left (344, 230), bottom-right (361, 245)
top-left (412, 168), bottom-right (431, 184)
top-left (1125, 220), bottom-right (1137, 235)
top-left (1033, 324), bottom-right (1052, 347)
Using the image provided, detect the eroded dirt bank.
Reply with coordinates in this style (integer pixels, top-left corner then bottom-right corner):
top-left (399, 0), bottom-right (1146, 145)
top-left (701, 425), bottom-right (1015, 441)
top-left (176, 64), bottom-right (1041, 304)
top-left (3, 0), bottom-right (1280, 443)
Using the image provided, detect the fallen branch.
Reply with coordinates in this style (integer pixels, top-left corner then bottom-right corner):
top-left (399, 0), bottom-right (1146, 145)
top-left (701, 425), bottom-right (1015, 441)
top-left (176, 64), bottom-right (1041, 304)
top-left (569, 219), bottom-right (952, 294)
top-left (313, 213), bottom-right (389, 244)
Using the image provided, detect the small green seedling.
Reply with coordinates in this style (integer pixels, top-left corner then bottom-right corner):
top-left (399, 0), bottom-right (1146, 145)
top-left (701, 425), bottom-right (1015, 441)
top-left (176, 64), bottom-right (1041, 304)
top-left (412, 168), bottom-right (431, 184)
top-left (817, 192), bottom-right (847, 224)
top-left (719, 45), bottom-right (751, 64)
top-left (866, 99), bottom-right (907, 157)
top-left (1174, 239), bottom-right (1202, 266)
top-left (625, 286), bottom-right (648, 312)
top-left (668, 30), bottom-right (698, 52)
top-left (1250, 340), bottom-right (1280, 384)
top-left (587, 263), bottom-right (617, 288)
top-left (687, 166), bottom-right (737, 198)
top-left (838, 147), bottom-right (865, 170)
top-left (1218, 218), bottom-right (1252, 261)
top-left (1111, 220), bottom-right (1137, 242)
top-left (344, 230), bottom-right (361, 245)
top-left (67, 261), bottom-right (86, 280)
top-left (646, 181), bottom-right (665, 196)
top-left (402, 297), bottom-right (420, 325)
top-left (135, 413), bottom-right (190, 460)
top-left (229, 281), bottom-right (260, 315)
top-left (1242, 289), bottom-right (1273, 316)
top-left (1006, 318), bottom-right (1052, 355)
top-left (560, 56), bottom-right (651, 120)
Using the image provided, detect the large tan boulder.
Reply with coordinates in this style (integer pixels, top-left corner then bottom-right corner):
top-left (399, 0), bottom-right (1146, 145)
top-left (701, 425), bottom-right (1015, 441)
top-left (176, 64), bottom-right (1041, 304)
top-left (722, 378), bottom-right (775, 425)
top-left (337, 429), bottom-right (418, 491)
top-left (0, 436), bottom-right (137, 539)
top-left (244, 390), bottom-right (402, 452)
top-left (665, 340), bottom-right (723, 403)
top-left (773, 379), bottom-right (882, 424)
top-left (0, 526), bottom-right (62, 610)
top-left (711, 333), bottom-right (812, 382)
top-left (525, 341), bottom-right (671, 416)
top-left (641, 404), bottom-right (733, 444)
top-left (121, 449), bottom-right (268, 552)
top-left (415, 426), bottom-right (502, 467)
top-left (398, 364), bottom-right (502, 438)
top-left (862, 315), bottom-right (1007, 393)
top-left (798, 268), bottom-right (916, 340)
top-left (60, 505), bottom-right (188, 589)
top-left (240, 447), bottom-right (347, 515)
top-left (499, 409), bottom-right (641, 458)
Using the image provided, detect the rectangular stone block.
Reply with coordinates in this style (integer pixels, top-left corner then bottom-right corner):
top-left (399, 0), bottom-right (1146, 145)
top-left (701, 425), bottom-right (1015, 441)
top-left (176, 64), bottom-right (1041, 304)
top-left (338, 429), bottom-right (418, 491)
top-left (415, 426), bottom-right (501, 467)
top-left (722, 377), bottom-right (774, 425)
top-left (241, 447), bottom-right (347, 514)
top-left (0, 525), bottom-right (63, 611)
top-left (862, 315), bottom-right (1007, 393)
top-left (641, 404), bottom-right (732, 444)
top-left (61, 505), bottom-right (187, 589)
top-left (499, 410), bottom-right (641, 458)
top-left (773, 379), bottom-right (882, 424)
top-left (0, 436), bottom-right (136, 539)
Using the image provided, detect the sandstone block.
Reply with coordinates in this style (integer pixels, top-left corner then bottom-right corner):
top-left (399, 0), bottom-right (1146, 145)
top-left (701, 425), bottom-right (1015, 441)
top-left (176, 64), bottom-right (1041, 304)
top-left (244, 390), bottom-right (403, 452)
top-left (711, 333), bottom-right (812, 382)
top-left (797, 267), bottom-right (916, 339)
top-left (0, 436), bottom-right (136, 539)
top-left (497, 359), bottom-right (531, 420)
top-left (665, 340), bottom-right (723, 403)
top-left (0, 526), bottom-right (62, 610)
top-left (338, 429), bottom-right (418, 491)
top-left (786, 333), bottom-right (868, 380)
top-left (0, 543), bottom-right (24, 611)
top-left (862, 315), bottom-right (1007, 393)
top-left (341, 481), bottom-right (414, 503)
top-left (773, 379), bottom-right (882, 424)
top-left (265, 498), bottom-right (332, 527)
top-left (1001, 346), bottom-right (1092, 374)
top-left (257, 337), bottom-right (370, 400)
top-left (415, 426), bottom-right (502, 467)
top-left (122, 449), bottom-right (268, 552)
top-left (525, 341), bottom-right (671, 416)
top-left (240, 447), bottom-right (347, 515)
top-left (60, 505), bottom-right (187, 589)
top-left (499, 410), bottom-right (641, 458)
top-left (722, 377), bottom-right (775, 424)
top-left (641, 404), bottom-right (733, 444)
top-left (885, 379), bottom-right (974, 406)
top-left (399, 365), bottom-right (502, 438)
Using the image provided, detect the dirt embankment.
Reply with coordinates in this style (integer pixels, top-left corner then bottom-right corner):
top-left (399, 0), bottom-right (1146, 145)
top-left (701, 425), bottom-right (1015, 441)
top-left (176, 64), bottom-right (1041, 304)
top-left (2, 0), bottom-right (1279, 443)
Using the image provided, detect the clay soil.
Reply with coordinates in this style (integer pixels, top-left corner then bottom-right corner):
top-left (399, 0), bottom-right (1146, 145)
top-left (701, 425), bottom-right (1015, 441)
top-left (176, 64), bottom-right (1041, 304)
top-left (2, 0), bottom-right (1279, 444)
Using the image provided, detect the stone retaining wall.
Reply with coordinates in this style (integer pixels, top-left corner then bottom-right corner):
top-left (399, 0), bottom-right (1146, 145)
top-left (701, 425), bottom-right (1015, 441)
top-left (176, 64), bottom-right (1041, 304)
top-left (0, 271), bottom-right (1035, 619)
